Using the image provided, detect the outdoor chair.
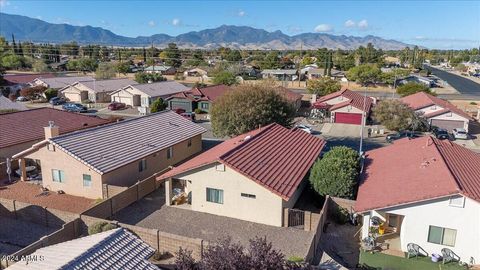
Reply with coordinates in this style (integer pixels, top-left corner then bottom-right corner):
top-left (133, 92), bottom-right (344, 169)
top-left (441, 248), bottom-right (460, 264)
top-left (407, 243), bottom-right (428, 259)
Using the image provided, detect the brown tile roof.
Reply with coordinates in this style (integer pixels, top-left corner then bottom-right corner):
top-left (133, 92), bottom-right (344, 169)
top-left (2, 73), bottom-right (55, 85)
top-left (317, 88), bottom-right (373, 113)
top-left (159, 124), bottom-right (326, 200)
top-left (0, 108), bottom-right (110, 149)
top-left (401, 92), bottom-right (472, 120)
top-left (355, 136), bottom-right (480, 212)
top-left (168, 84), bottom-right (230, 102)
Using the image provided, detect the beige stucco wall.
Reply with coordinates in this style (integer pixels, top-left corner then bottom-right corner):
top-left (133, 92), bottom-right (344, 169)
top-left (177, 162), bottom-right (285, 227)
top-left (24, 143), bottom-right (104, 199)
top-left (22, 134), bottom-right (202, 200)
top-left (102, 134), bottom-right (202, 188)
top-left (1, 140), bottom-right (42, 160)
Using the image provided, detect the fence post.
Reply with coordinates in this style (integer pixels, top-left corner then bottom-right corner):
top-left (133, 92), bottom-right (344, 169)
top-left (283, 208), bottom-right (289, 227)
top-left (13, 200), bottom-right (17, 220)
top-left (304, 211), bottom-right (312, 231)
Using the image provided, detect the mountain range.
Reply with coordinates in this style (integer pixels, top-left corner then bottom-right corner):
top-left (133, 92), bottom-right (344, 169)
top-left (0, 12), bottom-right (413, 50)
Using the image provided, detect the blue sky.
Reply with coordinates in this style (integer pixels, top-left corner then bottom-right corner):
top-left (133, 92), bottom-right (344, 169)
top-left (0, 0), bottom-right (479, 49)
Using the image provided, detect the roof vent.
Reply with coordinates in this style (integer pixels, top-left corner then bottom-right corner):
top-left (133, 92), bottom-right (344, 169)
top-left (48, 121), bottom-right (55, 127)
top-left (244, 135), bottom-right (251, 141)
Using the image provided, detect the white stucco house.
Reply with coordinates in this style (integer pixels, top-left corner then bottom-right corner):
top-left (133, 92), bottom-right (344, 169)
top-left (109, 81), bottom-right (189, 109)
top-left (59, 78), bottom-right (137, 103)
top-left (158, 123), bottom-right (326, 227)
top-left (401, 92), bottom-right (473, 132)
top-left (355, 136), bottom-right (480, 264)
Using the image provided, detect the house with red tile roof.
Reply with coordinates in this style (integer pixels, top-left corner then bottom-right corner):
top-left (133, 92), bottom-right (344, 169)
top-left (0, 108), bottom-right (109, 160)
top-left (311, 88), bottom-right (374, 125)
top-left (401, 92), bottom-right (473, 132)
top-left (355, 136), bottom-right (480, 261)
top-left (157, 123), bottom-right (326, 227)
top-left (166, 84), bottom-right (230, 113)
top-left (0, 73), bottom-right (55, 94)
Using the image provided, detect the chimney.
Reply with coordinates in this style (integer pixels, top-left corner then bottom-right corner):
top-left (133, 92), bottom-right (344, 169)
top-left (44, 121), bottom-right (59, 139)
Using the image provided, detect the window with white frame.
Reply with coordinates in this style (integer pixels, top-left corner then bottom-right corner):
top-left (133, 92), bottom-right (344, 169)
top-left (52, 169), bottom-right (65, 183)
top-left (83, 174), bottom-right (92, 187)
top-left (206, 188), bottom-right (223, 204)
top-left (138, 159), bottom-right (147, 172)
top-left (428, 225), bottom-right (456, 246)
top-left (167, 147), bottom-right (173, 159)
top-left (449, 196), bottom-right (465, 208)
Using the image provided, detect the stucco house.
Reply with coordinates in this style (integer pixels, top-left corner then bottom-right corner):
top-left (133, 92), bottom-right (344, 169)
top-left (0, 108), bottom-right (109, 160)
top-left (167, 84), bottom-right (230, 113)
top-left (355, 136), bottom-right (480, 263)
top-left (31, 76), bottom-right (94, 89)
top-left (401, 92), bottom-right (473, 132)
top-left (0, 73), bottom-right (54, 95)
top-left (110, 81), bottom-right (189, 109)
top-left (183, 67), bottom-right (209, 77)
top-left (59, 78), bottom-right (137, 103)
top-left (144, 65), bottom-right (176, 75)
top-left (158, 123), bottom-right (326, 227)
top-left (311, 88), bottom-right (374, 125)
top-left (261, 69), bottom-right (298, 81)
top-left (397, 75), bottom-right (435, 87)
top-left (13, 111), bottom-right (206, 199)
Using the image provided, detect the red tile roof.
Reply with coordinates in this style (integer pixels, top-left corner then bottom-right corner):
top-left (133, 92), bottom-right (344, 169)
top-left (168, 84), bottom-right (230, 102)
top-left (317, 88), bottom-right (373, 113)
top-left (0, 108), bottom-right (110, 149)
top-left (2, 73), bottom-right (55, 85)
top-left (355, 136), bottom-right (480, 212)
top-left (401, 92), bottom-right (472, 120)
top-left (159, 123), bottom-right (326, 200)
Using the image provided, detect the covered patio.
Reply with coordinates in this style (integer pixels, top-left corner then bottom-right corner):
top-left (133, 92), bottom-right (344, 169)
top-left (362, 211), bottom-right (404, 255)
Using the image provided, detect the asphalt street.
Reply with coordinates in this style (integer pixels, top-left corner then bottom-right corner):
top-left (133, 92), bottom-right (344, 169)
top-left (425, 65), bottom-right (480, 99)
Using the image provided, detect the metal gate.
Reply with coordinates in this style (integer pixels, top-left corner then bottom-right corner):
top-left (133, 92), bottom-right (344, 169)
top-left (288, 209), bottom-right (305, 229)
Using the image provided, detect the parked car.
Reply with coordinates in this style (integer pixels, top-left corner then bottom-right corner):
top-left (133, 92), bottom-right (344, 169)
top-left (180, 112), bottom-right (195, 121)
top-left (433, 128), bottom-right (450, 140)
top-left (386, 131), bottom-right (422, 143)
top-left (452, 128), bottom-right (468, 140)
top-left (62, 103), bottom-right (87, 113)
top-left (16, 96), bottom-right (29, 102)
top-left (295, 124), bottom-right (313, 134)
top-left (49, 97), bottom-right (66, 105)
top-left (108, 102), bottom-right (126, 111)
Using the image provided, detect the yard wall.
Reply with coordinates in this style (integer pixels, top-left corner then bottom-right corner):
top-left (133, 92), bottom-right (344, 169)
top-left (304, 195), bottom-right (331, 262)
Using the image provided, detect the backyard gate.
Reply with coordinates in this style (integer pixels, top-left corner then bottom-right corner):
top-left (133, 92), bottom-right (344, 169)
top-left (288, 209), bottom-right (305, 229)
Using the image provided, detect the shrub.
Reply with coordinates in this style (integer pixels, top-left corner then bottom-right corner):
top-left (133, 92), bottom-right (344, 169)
top-left (44, 88), bottom-right (58, 101)
top-left (331, 207), bottom-right (349, 225)
top-left (470, 101), bottom-right (478, 105)
top-left (396, 82), bottom-right (434, 97)
top-left (372, 100), bottom-right (417, 131)
top-left (88, 221), bottom-right (117, 235)
top-left (194, 108), bottom-right (205, 114)
top-left (287, 256), bottom-right (304, 263)
top-left (150, 98), bottom-right (167, 113)
top-left (306, 77), bottom-right (341, 96)
top-left (175, 248), bottom-right (199, 270)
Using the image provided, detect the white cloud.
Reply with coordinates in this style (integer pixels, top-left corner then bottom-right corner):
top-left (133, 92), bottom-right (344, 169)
top-left (238, 10), bottom-right (245, 17)
top-left (0, 0), bottom-right (9, 7)
top-left (314, 24), bottom-right (333, 33)
top-left (148, 20), bottom-right (155, 27)
top-left (344, 20), bottom-right (356, 28)
top-left (358, 19), bottom-right (369, 29)
top-left (172, 18), bottom-right (181, 26)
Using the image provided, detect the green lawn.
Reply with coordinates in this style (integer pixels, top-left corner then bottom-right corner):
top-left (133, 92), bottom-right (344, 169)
top-left (359, 250), bottom-right (467, 270)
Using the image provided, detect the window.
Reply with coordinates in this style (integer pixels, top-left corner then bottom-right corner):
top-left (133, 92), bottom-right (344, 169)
top-left (47, 144), bottom-right (55, 151)
top-left (428, 226), bottom-right (457, 246)
top-left (215, 164), bottom-right (225, 171)
top-left (187, 138), bottom-right (192, 147)
top-left (449, 196), bottom-right (465, 208)
top-left (167, 147), bottom-right (173, 159)
top-left (206, 188), bottom-right (223, 204)
top-left (241, 193), bottom-right (256, 199)
top-left (52, 169), bottom-right (65, 183)
top-left (83, 174), bottom-right (92, 187)
top-left (138, 159), bottom-right (147, 172)
top-left (201, 103), bottom-right (209, 110)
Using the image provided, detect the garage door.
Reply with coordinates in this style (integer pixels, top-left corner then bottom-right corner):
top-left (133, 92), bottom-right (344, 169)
top-left (64, 92), bottom-right (81, 102)
top-left (430, 119), bottom-right (464, 132)
top-left (113, 96), bottom-right (133, 106)
top-left (334, 112), bottom-right (363, 125)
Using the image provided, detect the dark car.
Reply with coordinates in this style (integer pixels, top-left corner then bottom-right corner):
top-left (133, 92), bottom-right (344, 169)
top-left (433, 128), bottom-right (450, 140)
top-left (386, 131), bottom-right (422, 143)
top-left (108, 102), bottom-right (126, 111)
top-left (62, 103), bottom-right (87, 113)
top-left (49, 97), bottom-right (66, 105)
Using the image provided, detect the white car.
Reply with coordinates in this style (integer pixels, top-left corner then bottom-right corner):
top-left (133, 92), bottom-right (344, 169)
top-left (296, 125), bottom-right (313, 134)
top-left (452, 128), bottom-right (468, 140)
top-left (16, 96), bottom-right (29, 102)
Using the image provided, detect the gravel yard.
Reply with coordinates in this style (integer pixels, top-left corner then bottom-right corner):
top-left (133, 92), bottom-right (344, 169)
top-left (115, 188), bottom-right (316, 258)
top-left (0, 217), bottom-right (57, 256)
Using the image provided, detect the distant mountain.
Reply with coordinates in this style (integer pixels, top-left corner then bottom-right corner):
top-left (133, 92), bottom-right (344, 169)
top-left (0, 13), bottom-right (414, 50)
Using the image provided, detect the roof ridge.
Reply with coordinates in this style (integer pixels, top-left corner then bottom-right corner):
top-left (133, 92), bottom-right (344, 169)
top-left (430, 137), bottom-right (464, 194)
top-left (219, 123), bottom-right (277, 160)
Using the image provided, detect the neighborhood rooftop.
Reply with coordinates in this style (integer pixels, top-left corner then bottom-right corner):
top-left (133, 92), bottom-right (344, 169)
top-left (0, 95), bottom-right (27, 111)
top-left (8, 228), bottom-right (158, 270)
top-left (39, 110), bottom-right (206, 174)
top-left (160, 123), bottom-right (326, 200)
top-left (355, 136), bottom-right (480, 212)
top-left (317, 88), bottom-right (374, 112)
top-left (0, 108), bottom-right (109, 149)
top-left (35, 76), bottom-right (95, 88)
top-left (401, 91), bottom-right (473, 120)
top-left (66, 78), bottom-right (138, 93)
top-left (169, 84), bottom-right (230, 102)
top-left (113, 81), bottom-right (189, 97)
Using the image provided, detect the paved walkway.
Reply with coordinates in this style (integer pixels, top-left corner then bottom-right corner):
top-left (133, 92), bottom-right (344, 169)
top-left (114, 188), bottom-right (315, 258)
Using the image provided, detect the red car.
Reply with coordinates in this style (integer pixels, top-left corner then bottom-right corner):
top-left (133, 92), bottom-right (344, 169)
top-left (108, 102), bottom-right (126, 111)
